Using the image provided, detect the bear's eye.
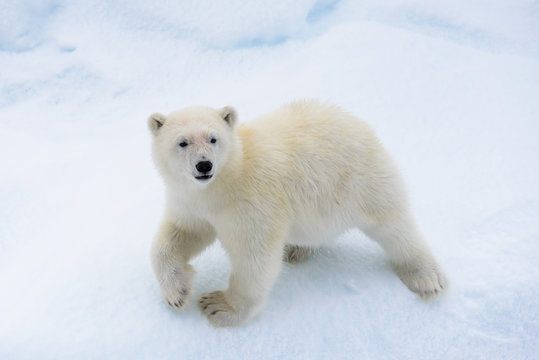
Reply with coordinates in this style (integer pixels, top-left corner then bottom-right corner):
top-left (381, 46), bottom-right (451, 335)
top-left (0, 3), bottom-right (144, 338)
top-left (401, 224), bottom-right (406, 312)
top-left (210, 137), bottom-right (217, 144)
top-left (179, 141), bottom-right (188, 148)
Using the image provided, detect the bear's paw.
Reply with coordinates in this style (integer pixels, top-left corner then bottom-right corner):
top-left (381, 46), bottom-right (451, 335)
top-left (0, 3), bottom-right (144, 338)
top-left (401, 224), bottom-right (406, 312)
top-left (283, 245), bottom-right (315, 264)
top-left (393, 261), bottom-right (449, 300)
top-left (159, 268), bottom-right (192, 310)
top-left (198, 291), bottom-right (242, 327)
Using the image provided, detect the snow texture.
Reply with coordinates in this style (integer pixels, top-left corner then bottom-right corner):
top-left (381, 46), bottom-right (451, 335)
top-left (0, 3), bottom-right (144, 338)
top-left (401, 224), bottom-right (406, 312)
top-left (1, 0), bottom-right (538, 359)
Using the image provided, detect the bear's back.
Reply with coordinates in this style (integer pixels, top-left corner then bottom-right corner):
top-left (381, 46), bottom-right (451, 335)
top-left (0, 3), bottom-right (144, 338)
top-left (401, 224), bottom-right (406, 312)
top-left (233, 101), bottom-right (389, 225)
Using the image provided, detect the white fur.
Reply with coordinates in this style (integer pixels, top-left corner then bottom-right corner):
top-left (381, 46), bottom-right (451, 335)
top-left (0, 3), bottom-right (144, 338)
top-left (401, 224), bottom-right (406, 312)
top-left (148, 101), bottom-right (448, 327)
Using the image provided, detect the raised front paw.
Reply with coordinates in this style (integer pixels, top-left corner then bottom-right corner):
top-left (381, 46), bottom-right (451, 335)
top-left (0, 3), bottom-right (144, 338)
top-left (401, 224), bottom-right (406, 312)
top-left (159, 268), bottom-right (192, 309)
top-left (393, 261), bottom-right (448, 300)
top-left (198, 291), bottom-right (244, 327)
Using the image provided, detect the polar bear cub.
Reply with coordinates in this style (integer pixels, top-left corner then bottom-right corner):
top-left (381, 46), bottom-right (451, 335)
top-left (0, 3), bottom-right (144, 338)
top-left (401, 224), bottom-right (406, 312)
top-left (148, 101), bottom-right (447, 327)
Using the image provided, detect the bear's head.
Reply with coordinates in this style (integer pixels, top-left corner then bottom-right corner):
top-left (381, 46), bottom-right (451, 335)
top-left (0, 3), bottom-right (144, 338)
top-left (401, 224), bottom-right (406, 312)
top-left (148, 106), bottom-right (238, 188)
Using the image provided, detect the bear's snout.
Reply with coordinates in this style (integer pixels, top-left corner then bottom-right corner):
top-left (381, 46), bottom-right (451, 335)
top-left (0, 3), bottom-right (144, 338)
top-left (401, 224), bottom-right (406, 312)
top-left (196, 161), bottom-right (213, 173)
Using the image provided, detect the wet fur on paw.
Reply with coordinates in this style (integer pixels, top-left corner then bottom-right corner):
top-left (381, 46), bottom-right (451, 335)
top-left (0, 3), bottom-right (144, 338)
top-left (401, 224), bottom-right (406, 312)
top-left (393, 261), bottom-right (448, 300)
top-left (159, 268), bottom-right (191, 309)
top-left (283, 245), bottom-right (315, 264)
top-left (198, 291), bottom-right (239, 327)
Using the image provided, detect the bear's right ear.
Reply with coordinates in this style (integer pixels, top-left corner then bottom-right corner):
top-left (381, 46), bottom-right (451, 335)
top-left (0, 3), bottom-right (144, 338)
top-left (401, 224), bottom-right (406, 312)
top-left (148, 113), bottom-right (166, 135)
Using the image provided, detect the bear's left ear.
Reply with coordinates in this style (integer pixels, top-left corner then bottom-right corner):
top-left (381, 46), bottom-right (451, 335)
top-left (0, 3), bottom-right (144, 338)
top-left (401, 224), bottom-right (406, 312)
top-left (148, 113), bottom-right (166, 135)
top-left (218, 106), bottom-right (238, 128)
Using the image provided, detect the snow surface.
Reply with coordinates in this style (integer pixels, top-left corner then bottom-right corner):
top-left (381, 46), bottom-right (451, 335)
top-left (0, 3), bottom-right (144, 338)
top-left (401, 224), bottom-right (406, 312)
top-left (1, 1), bottom-right (538, 359)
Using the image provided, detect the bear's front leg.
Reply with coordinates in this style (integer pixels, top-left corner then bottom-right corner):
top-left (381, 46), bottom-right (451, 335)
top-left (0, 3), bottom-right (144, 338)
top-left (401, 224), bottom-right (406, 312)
top-left (198, 227), bottom-right (285, 327)
top-left (151, 218), bottom-right (216, 309)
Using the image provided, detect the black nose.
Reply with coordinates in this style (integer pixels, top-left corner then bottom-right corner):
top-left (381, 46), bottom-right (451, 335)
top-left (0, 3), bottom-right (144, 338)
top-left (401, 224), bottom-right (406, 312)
top-left (196, 161), bottom-right (213, 173)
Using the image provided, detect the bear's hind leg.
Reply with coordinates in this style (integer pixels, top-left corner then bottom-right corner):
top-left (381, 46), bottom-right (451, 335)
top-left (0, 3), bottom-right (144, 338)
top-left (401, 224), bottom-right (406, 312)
top-left (361, 215), bottom-right (448, 300)
top-left (283, 245), bottom-right (316, 264)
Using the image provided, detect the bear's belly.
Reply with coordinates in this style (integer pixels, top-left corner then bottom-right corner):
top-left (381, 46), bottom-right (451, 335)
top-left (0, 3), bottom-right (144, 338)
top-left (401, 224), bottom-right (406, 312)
top-left (286, 215), bottom-right (351, 247)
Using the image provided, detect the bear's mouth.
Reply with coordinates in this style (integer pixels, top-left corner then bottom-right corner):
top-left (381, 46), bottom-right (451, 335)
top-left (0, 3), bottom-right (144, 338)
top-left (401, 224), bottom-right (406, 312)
top-left (195, 174), bottom-right (213, 181)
